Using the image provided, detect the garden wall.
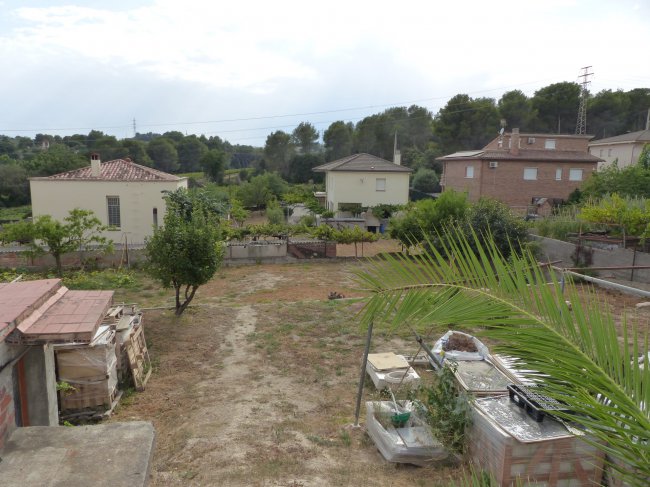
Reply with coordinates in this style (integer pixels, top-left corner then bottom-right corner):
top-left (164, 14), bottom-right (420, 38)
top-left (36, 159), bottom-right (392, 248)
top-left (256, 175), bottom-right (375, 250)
top-left (533, 235), bottom-right (650, 283)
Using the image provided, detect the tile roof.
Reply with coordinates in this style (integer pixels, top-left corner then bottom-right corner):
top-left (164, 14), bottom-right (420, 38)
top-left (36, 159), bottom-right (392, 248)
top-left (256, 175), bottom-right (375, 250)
top-left (0, 279), bottom-right (62, 340)
top-left (31, 158), bottom-right (184, 182)
top-left (313, 153), bottom-right (412, 173)
top-left (0, 279), bottom-right (113, 343)
top-left (438, 149), bottom-right (601, 163)
top-left (17, 290), bottom-right (113, 343)
top-left (589, 129), bottom-right (650, 145)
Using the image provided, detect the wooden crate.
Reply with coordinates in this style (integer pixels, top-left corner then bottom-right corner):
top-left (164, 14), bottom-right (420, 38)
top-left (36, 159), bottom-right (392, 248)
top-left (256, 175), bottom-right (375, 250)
top-left (55, 330), bottom-right (118, 413)
top-left (469, 402), bottom-right (604, 486)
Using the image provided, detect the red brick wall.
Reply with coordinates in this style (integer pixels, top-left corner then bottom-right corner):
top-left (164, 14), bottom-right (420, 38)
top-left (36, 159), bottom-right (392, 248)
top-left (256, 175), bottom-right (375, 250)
top-left (443, 159), bottom-right (597, 208)
top-left (0, 385), bottom-right (15, 450)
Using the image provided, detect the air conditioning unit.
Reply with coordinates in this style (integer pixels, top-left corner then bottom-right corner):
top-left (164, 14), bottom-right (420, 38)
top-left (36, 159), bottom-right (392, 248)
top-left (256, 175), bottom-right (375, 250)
top-left (489, 161), bottom-right (499, 168)
top-left (527, 137), bottom-right (536, 144)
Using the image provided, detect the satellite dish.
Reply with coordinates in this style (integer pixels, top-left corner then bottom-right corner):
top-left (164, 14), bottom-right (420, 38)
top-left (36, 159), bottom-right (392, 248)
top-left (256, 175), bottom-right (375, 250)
top-left (499, 127), bottom-right (505, 135)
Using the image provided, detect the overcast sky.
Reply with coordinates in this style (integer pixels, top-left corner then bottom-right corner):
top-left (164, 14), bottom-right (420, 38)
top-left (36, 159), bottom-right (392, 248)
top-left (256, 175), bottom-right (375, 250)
top-left (1, 0), bottom-right (648, 146)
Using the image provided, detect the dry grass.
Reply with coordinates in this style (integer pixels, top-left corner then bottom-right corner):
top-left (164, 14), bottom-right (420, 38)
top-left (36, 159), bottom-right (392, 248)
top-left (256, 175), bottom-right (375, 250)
top-left (109, 259), bottom-right (650, 486)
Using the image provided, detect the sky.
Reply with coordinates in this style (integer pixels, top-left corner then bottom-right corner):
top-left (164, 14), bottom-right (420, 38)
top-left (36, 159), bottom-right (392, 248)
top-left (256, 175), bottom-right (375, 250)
top-left (0, 0), bottom-right (649, 146)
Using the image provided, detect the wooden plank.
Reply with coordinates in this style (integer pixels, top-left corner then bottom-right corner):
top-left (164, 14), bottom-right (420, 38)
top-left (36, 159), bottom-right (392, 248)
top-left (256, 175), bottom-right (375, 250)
top-left (367, 352), bottom-right (409, 371)
top-left (126, 325), bottom-right (151, 391)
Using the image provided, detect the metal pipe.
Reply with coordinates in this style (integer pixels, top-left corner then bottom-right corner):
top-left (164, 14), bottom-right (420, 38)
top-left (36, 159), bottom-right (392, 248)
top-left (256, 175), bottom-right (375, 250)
top-left (562, 265), bottom-right (650, 272)
top-left (353, 320), bottom-right (374, 427)
top-left (557, 268), bottom-right (650, 298)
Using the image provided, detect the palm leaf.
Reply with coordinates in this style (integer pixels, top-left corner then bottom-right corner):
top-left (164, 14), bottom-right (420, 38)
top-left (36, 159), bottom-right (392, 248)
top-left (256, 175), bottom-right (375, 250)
top-left (356, 227), bottom-right (649, 484)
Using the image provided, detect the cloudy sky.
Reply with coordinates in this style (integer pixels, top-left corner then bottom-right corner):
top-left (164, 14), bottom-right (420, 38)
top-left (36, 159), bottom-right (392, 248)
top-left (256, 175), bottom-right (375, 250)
top-left (1, 0), bottom-right (648, 146)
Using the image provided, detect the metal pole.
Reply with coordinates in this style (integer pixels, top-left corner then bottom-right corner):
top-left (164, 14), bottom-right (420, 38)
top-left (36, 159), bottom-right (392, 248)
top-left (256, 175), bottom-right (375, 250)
top-left (353, 320), bottom-right (374, 427)
top-left (631, 246), bottom-right (637, 282)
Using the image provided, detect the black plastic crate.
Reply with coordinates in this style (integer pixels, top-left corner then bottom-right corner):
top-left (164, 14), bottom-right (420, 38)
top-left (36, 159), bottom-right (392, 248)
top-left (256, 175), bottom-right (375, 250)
top-left (507, 384), bottom-right (572, 422)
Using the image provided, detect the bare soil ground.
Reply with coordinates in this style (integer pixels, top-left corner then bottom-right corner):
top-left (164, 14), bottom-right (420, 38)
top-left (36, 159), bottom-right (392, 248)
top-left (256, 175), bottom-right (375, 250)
top-left (109, 258), bottom-right (650, 486)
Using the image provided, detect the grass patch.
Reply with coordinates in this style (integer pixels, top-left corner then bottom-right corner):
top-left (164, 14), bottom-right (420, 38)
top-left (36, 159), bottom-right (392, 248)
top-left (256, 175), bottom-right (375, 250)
top-left (0, 205), bottom-right (31, 222)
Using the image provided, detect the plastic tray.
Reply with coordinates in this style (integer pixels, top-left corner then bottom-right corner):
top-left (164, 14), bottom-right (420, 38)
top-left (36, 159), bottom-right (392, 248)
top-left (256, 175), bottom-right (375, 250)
top-left (507, 384), bottom-right (571, 422)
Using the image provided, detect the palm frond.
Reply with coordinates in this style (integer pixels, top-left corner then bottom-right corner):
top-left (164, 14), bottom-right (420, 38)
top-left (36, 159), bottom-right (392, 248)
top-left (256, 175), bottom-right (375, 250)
top-left (356, 227), bottom-right (649, 484)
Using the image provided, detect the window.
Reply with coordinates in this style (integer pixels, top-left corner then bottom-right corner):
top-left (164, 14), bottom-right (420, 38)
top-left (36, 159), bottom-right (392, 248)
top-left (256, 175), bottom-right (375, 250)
top-left (599, 149), bottom-right (603, 157)
top-left (376, 178), bottom-right (386, 191)
top-left (107, 196), bottom-right (121, 228)
top-left (153, 208), bottom-right (158, 228)
top-left (569, 169), bottom-right (583, 181)
top-left (555, 168), bottom-right (562, 180)
top-left (523, 168), bottom-right (538, 180)
top-left (608, 148), bottom-right (612, 157)
top-left (465, 166), bottom-right (474, 178)
top-left (545, 139), bottom-right (556, 149)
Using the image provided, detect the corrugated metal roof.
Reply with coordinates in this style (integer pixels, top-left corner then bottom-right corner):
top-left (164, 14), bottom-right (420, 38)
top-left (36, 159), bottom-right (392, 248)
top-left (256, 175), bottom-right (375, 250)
top-left (31, 158), bottom-right (184, 182)
top-left (313, 153), bottom-right (412, 173)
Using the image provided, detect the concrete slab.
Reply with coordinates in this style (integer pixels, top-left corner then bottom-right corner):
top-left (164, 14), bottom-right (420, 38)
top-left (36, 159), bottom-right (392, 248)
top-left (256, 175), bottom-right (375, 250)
top-left (0, 421), bottom-right (155, 487)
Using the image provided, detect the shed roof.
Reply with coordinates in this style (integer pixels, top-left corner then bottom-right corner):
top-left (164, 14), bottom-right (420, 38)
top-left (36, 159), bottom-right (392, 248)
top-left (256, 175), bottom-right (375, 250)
top-left (313, 153), bottom-right (412, 173)
top-left (30, 158), bottom-right (185, 182)
top-left (0, 279), bottom-right (62, 340)
top-left (0, 279), bottom-right (113, 343)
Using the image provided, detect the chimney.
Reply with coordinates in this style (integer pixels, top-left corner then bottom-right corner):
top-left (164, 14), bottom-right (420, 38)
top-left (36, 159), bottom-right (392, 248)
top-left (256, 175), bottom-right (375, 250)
top-left (90, 153), bottom-right (101, 177)
top-left (394, 149), bottom-right (401, 165)
top-left (510, 128), bottom-right (520, 156)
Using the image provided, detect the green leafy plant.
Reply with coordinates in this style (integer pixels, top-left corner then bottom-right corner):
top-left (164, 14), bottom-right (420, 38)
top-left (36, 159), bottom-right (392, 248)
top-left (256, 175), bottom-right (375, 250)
top-left (419, 364), bottom-right (472, 454)
top-left (356, 227), bottom-right (649, 485)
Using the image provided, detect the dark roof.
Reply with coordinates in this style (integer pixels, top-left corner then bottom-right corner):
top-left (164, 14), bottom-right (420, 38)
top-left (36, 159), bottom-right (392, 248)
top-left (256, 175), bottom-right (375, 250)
top-left (589, 129), bottom-right (650, 145)
top-left (313, 153), bottom-right (412, 173)
top-left (438, 149), bottom-right (601, 163)
top-left (31, 158), bottom-right (185, 182)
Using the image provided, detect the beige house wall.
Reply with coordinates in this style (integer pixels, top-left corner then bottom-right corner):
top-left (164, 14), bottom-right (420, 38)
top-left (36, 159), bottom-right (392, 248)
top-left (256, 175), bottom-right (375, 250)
top-left (324, 171), bottom-right (410, 212)
top-left (30, 179), bottom-right (187, 244)
top-left (589, 142), bottom-right (645, 169)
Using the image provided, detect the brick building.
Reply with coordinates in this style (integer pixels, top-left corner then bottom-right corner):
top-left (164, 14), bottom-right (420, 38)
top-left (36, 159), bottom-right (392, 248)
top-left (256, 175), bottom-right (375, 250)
top-left (439, 129), bottom-right (601, 213)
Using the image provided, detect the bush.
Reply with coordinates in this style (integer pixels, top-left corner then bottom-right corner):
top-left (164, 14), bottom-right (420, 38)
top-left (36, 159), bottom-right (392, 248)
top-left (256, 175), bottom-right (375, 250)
top-left (265, 200), bottom-right (285, 225)
top-left (412, 168), bottom-right (440, 193)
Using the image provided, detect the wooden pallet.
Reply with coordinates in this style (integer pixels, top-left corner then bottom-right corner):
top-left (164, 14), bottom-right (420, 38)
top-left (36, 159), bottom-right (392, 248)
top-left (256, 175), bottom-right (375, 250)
top-left (125, 325), bottom-right (152, 391)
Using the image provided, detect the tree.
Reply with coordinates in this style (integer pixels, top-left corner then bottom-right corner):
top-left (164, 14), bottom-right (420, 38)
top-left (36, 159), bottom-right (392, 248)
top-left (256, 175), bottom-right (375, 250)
top-left (145, 193), bottom-right (224, 316)
top-left (433, 94), bottom-right (500, 153)
top-left (588, 89), bottom-right (631, 139)
top-left (291, 122), bottom-right (319, 154)
top-left (146, 137), bottom-right (179, 172)
top-left (358, 229), bottom-right (649, 485)
top-left (177, 136), bottom-right (209, 173)
top-left (201, 149), bottom-right (227, 183)
top-left (122, 139), bottom-right (153, 166)
top-left (530, 82), bottom-right (581, 133)
top-left (323, 121), bottom-right (354, 161)
top-left (264, 131), bottom-right (294, 176)
top-left (638, 144), bottom-right (650, 170)
top-left (286, 153), bottom-right (324, 183)
top-left (20, 144), bottom-right (87, 176)
top-left (498, 90), bottom-right (534, 130)
top-left (412, 168), bottom-right (439, 193)
top-left (237, 173), bottom-right (289, 209)
top-left (0, 162), bottom-right (30, 207)
top-left (0, 209), bottom-right (112, 276)
top-left (581, 164), bottom-right (650, 199)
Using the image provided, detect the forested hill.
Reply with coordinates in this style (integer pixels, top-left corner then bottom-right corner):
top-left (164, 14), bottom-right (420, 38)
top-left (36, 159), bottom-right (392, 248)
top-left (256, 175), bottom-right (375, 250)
top-left (1, 82), bottom-right (648, 207)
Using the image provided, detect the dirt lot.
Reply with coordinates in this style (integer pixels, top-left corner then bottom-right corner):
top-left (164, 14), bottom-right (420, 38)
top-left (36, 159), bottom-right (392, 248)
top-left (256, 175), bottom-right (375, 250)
top-left (109, 257), bottom-right (650, 486)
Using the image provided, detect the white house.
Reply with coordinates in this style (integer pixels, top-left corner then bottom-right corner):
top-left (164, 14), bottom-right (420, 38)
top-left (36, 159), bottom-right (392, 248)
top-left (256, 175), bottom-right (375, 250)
top-left (312, 153), bottom-right (412, 218)
top-left (589, 129), bottom-right (650, 169)
top-left (29, 154), bottom-right (187, 244)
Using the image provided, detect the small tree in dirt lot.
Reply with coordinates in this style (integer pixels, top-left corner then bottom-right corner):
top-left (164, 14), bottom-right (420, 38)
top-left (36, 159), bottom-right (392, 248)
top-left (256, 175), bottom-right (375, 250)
top-left (145, 195), bottom-right (224, 316)
top-left (0, 208), bottom-right (112, 276)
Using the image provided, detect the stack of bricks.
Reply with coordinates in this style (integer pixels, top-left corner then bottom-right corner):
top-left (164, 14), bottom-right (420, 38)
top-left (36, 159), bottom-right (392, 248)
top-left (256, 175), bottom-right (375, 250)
top-left (0, 385), bottom-right (16, 450)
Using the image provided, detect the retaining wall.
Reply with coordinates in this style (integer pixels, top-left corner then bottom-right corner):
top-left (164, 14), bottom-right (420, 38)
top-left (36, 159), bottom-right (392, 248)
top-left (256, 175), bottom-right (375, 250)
top-left (534, 235), bottom-right (650, 283)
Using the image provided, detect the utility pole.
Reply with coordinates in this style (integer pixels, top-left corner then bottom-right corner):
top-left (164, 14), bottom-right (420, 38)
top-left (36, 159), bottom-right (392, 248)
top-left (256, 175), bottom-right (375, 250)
top-left (132, 118), bottom-right (137, 138)
top-left (575, 66), bottom-right (593, 135)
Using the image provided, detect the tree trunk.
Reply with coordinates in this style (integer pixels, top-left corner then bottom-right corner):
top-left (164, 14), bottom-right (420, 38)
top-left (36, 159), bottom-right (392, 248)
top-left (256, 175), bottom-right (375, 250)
top-left (54, 253), bottom-right (63, 277)
top-left (175, 284), bottom-right (198, 316)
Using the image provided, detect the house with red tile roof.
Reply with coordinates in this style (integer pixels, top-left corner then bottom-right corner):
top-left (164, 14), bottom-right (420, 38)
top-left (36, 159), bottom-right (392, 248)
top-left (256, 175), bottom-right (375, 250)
top-left (439, 129), bottom-right (602, 214)
top-left (0, 278), bottom-right (114, 449)
top-left (29, 154), bottom-right (188, 244)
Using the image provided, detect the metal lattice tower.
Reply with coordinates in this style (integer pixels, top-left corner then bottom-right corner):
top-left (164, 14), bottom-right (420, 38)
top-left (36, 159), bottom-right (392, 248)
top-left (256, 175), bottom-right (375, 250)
top-left (576, 66), bottom-right (593, 135)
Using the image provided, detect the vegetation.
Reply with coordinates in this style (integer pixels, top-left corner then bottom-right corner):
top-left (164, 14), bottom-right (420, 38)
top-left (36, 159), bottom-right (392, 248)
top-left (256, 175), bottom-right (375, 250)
top-left (582, 163), bottom-right (650, 199)
top-left (0, 208), bottom-right (113, 276)
top-left (145, 189), bottom-right (225, 315)
top-left (579, 194), bottom-right (650, 238)
top-left (357, 229), bottom-right (649, 485)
